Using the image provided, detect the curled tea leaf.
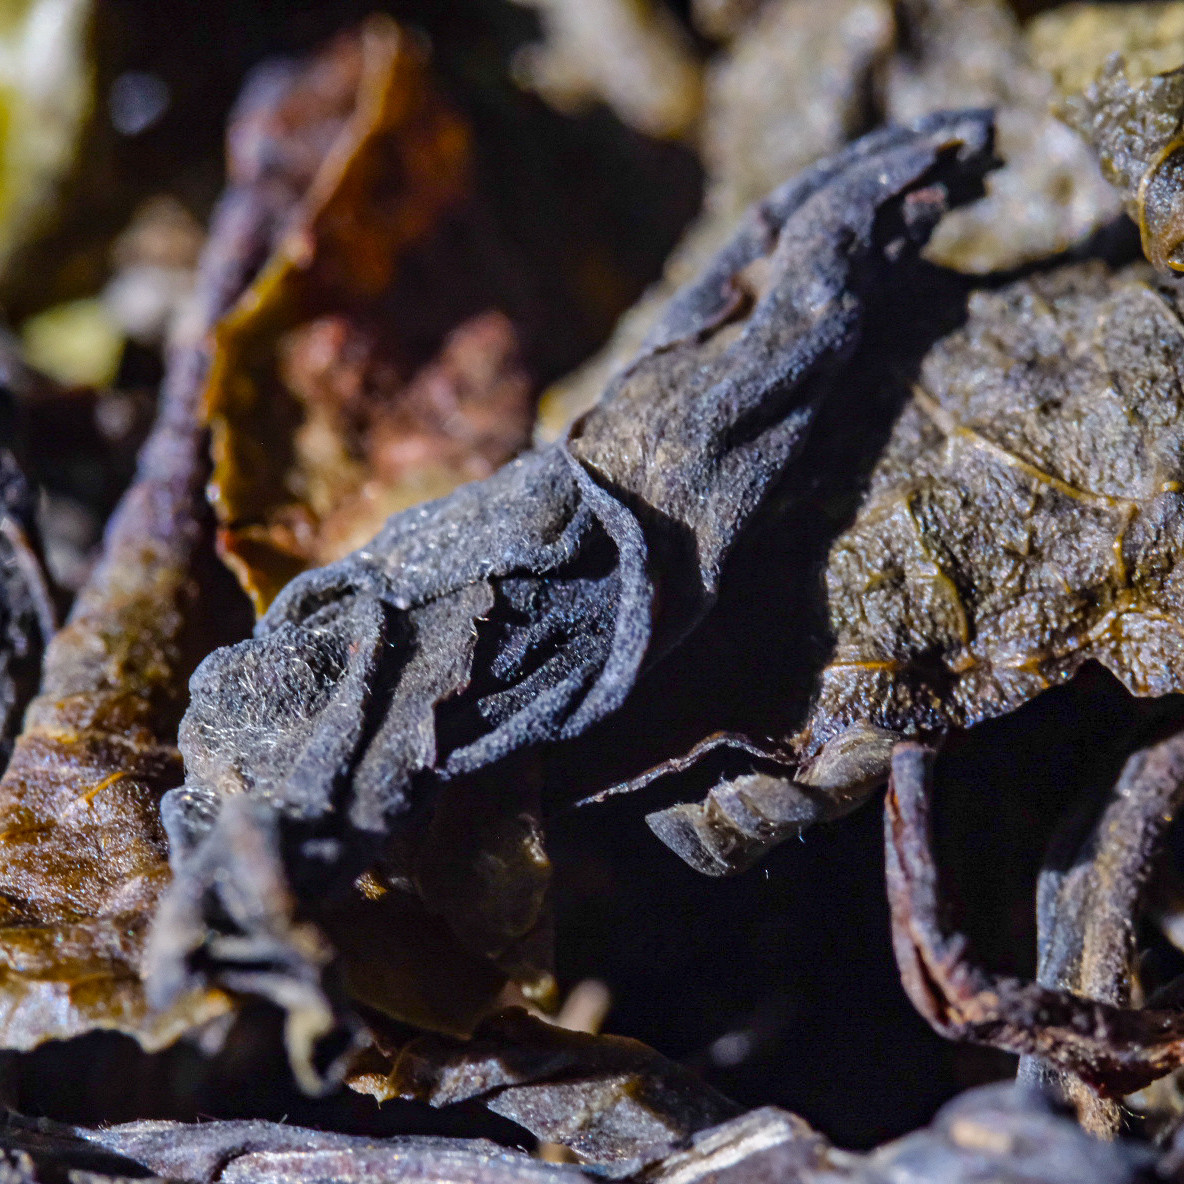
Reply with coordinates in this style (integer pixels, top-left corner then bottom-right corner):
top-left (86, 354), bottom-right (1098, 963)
top-left (147, 111), bottom-right (997, 1066)
top-left (0, 23), bottom-right (415, 1053)
top-left (650, 261), bottom-right (1184, 874)
top-left (886, 742), bottom-right (1184, 1098)
top-left (1014, 730), bottom-right (1184, 1134)
top-left (536, 0), bottom-right (1117, 438)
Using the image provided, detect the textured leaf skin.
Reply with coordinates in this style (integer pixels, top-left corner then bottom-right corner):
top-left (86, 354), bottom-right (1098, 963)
top-left (0, 1083), bottom-right (1156, 1184)
top-left (649, 260), bottom-right (1184, 875)
top-left (0, 26), bottom-right (424, 1054)
top-left (147, 111), bottom-right (997, 1064)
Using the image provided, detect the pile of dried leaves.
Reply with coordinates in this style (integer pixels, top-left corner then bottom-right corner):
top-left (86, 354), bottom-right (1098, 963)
top-left (8, 0), bottom-right (1184, 1179)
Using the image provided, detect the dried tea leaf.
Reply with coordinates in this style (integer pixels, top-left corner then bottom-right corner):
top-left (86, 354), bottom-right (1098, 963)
top-left (0, 27), bottom-right (396, 1052)
top-left (640, 1105), bottom-right (832, 1184)
top-left (1039, 5), bottom-right (1184, 272)
top-left (819, 1084), bottom-right (1151, 1184)
top-left (885, 743), bottom-right (1184, 1098)
top-left (0, 444), bottom-right (52, 769)
top-left (509, 0), bottom-right (703, 140)
top-left (0, 1110), bottom-right (593, 1184)
top-left (536, 0), bottom-right (1118, 439)
top-left (357, 1008), bottom-right (740, 1173)
top-left (0, 1088), bottom-right (1156, 1184)
top-left (1012, 731), bottom-right (1184, 1134)
top-left (650, 260), bottom-right (1184, 874)
top-left (205, 17), bottom-right (479, 614)
top-left (146, 112), bottom-right (997, 1070)
top-left (642, 1085), bottom-right (1154, 1184)
top-left (808, 264), bottom-right (1184, 764)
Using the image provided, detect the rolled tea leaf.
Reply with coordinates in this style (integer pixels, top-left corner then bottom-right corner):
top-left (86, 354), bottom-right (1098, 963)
top-left (147, 110), bottom-right (997, 1073)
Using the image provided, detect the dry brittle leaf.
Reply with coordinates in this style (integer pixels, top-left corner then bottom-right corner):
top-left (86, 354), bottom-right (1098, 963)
top-left (649, 261), bottom-right (1184, 874)
top-left (0, 20), bottom-right (416, 1053)
top-left (145, 112), bottom-right (997, 1074)
top-left (805, 263), bottom-right (1184, 765)
top-left (205, 17), bottom-right (484, 615)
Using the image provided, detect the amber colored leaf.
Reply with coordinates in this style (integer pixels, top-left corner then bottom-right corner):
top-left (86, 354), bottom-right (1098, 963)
top-left (145, 112), bottom-right (997, 1076)
top-left (0, 25), bottom-right (418, 1052)
top-left (0, 346), bottom-right (232, 1047)
top-left (355, 1008), bottom-right (740, 1172)
top-left (204, 16), bottom-right (505, 616)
